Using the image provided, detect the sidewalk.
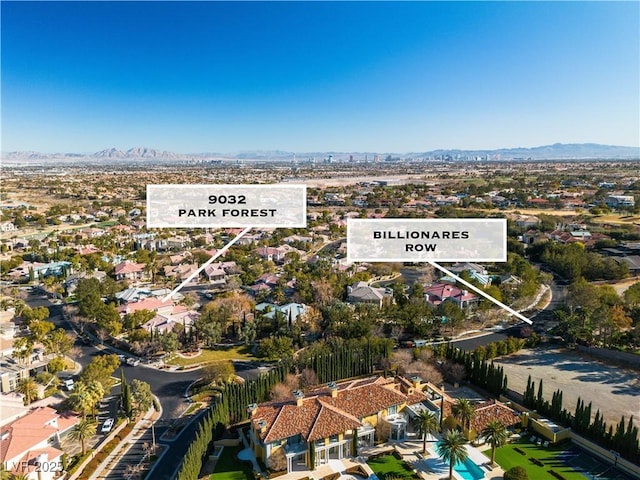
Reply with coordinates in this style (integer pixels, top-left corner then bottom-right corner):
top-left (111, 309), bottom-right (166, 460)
top-left (87, 408), bottom-right (160, 480)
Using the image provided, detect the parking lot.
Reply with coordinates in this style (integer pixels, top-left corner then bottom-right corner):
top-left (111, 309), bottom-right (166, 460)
top-left (494, 346), bottom-right (640, 426)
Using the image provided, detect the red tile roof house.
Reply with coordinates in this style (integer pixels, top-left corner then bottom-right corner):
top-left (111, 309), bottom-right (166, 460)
top-left (469, 400), bottom-right (520, 442)
top-left (113, 261), bottom-right (149, 282)
top-left (1, 406), bottom-right (80, 479)
top-left (141, 306), bottom-right (200, 335)
top-left (423, 283), bottom-right (478, 310)
top-left (416, 383), bottom-right (520, 444)
top-left (248, 376), bottom-right (428, 473)
top-left (163, 264), bottom-right (200, 284)
top-left (116, 297), bottom-right (174, 316)
top-left (203, 264), bottom-right (226, 286)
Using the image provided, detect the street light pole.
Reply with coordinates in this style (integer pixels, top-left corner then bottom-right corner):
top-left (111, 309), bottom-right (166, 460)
top-left (610, 450), bottom-right (620, 468)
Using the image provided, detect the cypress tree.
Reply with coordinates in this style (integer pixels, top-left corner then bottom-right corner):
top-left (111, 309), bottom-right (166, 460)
top-left (536, 379), bottom-right (544, 410)
top-left (120, 369), bottom-right (133, 418)
top-left (523, 375), bottom-right (534, 408)
top-left (309, 441), bottom-right (316, 470)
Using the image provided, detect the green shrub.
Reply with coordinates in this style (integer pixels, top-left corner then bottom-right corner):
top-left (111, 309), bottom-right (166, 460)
top-left (548, 470), bottom-right (568, 480)
top-left (503, 466), bottom-right (529, 480)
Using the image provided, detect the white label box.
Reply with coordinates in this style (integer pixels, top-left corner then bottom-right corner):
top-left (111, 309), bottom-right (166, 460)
top-left (147, 184), bottom-right (307, 228)
top-left (347, 218), bottom-right (506, 262)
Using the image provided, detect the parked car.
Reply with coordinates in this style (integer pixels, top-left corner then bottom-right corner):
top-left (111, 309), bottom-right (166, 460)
top-left (126, 357), bottom-right (140, 367)
top-left (101, 418), bottom-right (114, 433)
top-left (63, 379), bottom-right (75, 391)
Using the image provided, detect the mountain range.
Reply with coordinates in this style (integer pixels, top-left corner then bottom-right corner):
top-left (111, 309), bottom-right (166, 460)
top-left (2, 143), bottom-right (639, 163)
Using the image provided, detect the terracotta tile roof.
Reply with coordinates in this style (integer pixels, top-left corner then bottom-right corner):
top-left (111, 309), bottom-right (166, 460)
top-left (11, 446), bottom-right (64, 474)
top-left (1, 407), bottom-right (79, 464)
top-left (424, 283), bottom-right (477, 303)
top-left (117, 297), bottom-right (171, 315)
top-left (114, 261), bottom-right (146, 275)
top-left (260, 401), bottom-right (320, 443)
top-left (470, 400), bottom-right (520, 433)
top-left (307, 401), bottom-right (362, 442)
top-left (405, 389), bottom-right (429, 406)
top-left (252, 376), bottom-right (409, 444)
top-left (321, 381), bottom-right (407, 419)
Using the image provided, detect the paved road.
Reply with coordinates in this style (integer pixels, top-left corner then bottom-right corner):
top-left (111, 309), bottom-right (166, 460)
top-left (450, 280), bottom-right (566, 351)
top-left (45, 301), bottom-right (202, 419)
top-left (27, 293), bottom-right (269, 479)
top-left (148, 409), bottom-right (210, 480)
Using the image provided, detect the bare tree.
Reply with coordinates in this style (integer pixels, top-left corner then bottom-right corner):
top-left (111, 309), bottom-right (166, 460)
top-left (392, 350), bottom-right (414, 375)
top-left (418, 265), bottom-right (437, 285)
top-left (267, 447), bottom-right (287, 472)
top-left (96, 328), bottom-right (108, 345)
top-left (124, 464), bottom-right (142, 480)
top-left (269, 374), bottom-right (300, 401)
top-left (269, 383), bottom-right (292, 401)
top-left (409, 361), bottom-right (443, 385)
top-left (441, 361), bottom-right (466, 385)
top-left (299, 368), bottom-right (319, 389)
top-left (390, 325), bottom-right (404, 343)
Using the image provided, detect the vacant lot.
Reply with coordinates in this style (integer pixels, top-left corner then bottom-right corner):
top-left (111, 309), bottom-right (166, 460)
top-left (494, 347), bottom-right (640, 426)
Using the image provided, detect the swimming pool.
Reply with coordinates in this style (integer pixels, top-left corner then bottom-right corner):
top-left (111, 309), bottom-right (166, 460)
top-left (436, 442), bottom-right (485, 480)
top-left (453, 457), bottom-right (485, 480)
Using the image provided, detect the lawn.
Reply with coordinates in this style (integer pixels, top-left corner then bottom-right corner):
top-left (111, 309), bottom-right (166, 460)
top-left (484, 439), bottom-right (588, 480)
top-left (589, 214), bottom-right (640, 226)
top-left (367, 453), bottom-right (420, 480)
top-left (211, 446), bottom-right (253, 480)
top-left (183, 402), bottom-right (204, 416)
top-left (170, 345), bottom-right (257, 367)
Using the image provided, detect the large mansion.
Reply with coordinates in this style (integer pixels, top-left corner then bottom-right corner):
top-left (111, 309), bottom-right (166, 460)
top-left (248, 376), bottom-right (431, 473)
top-left (248, 375), bottom-right (521, 474)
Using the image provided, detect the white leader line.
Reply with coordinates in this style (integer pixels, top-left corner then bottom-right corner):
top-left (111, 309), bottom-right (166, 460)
top-left (427, 260), bottom-right (533, 325)
top-left (162, 227), bottom-right (252, 303)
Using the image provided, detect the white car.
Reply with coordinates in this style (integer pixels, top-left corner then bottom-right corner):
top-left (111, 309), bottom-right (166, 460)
top-left (126, 357), bottom-right (140, 367)
top-left (63, 379), bottom-right (75, 391)
top-left (101, 418), bottom-right (115, 433)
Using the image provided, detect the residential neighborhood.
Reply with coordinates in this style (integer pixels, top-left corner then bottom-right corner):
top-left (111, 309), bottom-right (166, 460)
top-left (2, 2), bottom-right (640, 480)
top-left (0, 158), bottom-right (639, 480)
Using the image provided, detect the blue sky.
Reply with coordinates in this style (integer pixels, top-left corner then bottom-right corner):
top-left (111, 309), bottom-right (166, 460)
top-left (2, 1), bottom-right (639, 153)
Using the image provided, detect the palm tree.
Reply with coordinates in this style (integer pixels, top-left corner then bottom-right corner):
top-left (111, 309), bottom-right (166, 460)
top-left (10, 473), bottom-right (30, 480)
top-left (482, 420), bottom-right (508, 466)
top-left (12, 337), bottom-right (34, 366)
top-left (0, 466), bottom-right (11, 480)
top-left (85, 380), bottom-right (105, 417)
top-left (124, 464), bottom-right (142, 480)
top-left (16, 377), bottom-right (39, 405)
top-left (69, 382), bottom-right (95, 419)
top-left (413, 410), bottom-right (439, 453)
top-left (452, 398), bottom-right (475, 433)
top-left (69, 418), bottom-right (97, 455)
top-left (436, 430), bottom-right (469, 480)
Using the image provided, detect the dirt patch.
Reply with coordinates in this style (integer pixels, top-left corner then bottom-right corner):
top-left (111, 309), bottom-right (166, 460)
top-left (494, 346), bottom-right (640, 426)
top-left (590, 277), bottom-right (640, 296)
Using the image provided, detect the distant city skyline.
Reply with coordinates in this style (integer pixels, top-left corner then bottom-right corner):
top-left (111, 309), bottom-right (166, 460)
top-left (2, 1), bottom-right (639, 153)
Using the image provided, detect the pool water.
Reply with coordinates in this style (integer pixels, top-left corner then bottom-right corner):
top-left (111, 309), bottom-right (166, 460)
top-left (436, 441), bottom-right (485, 480)
top-left (453, 457), bottom-right (485, 480)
